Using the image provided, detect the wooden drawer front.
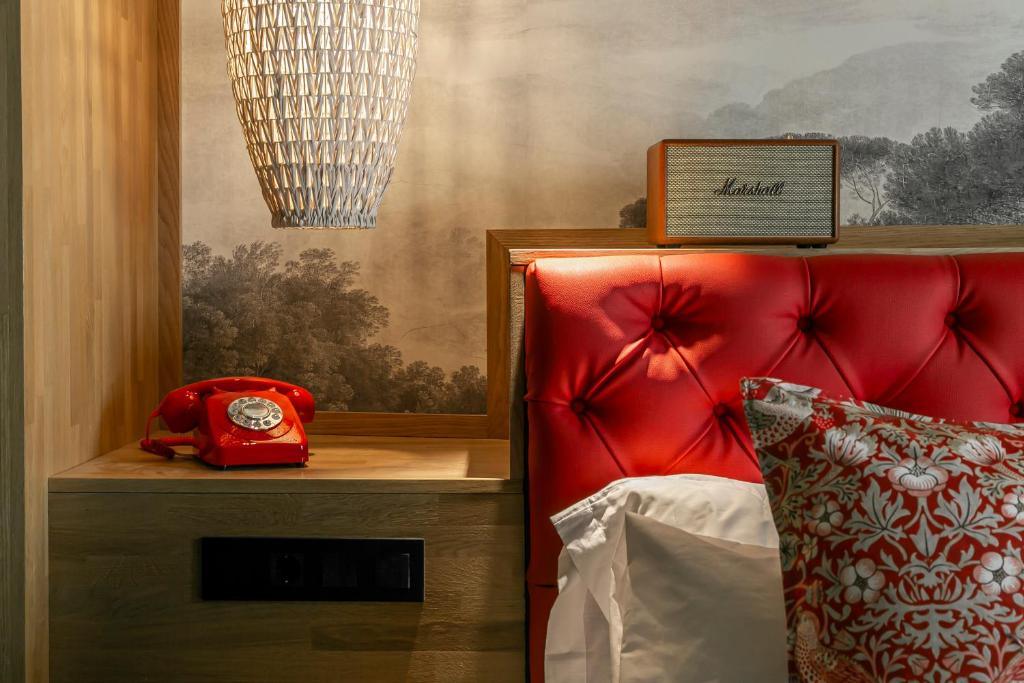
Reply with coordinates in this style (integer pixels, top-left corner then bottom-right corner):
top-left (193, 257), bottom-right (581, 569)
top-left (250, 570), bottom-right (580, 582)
top-left (49, 492), bottom-right (525, 683)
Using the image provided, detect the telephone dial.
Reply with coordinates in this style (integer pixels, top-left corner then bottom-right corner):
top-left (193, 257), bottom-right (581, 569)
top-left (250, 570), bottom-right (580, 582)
top-left (140, 377), bottom-right (315, 468)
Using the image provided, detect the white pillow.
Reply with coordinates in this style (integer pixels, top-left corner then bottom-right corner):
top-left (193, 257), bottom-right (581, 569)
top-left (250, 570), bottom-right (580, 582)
top-left (545, 474), bottom-right (788, 683)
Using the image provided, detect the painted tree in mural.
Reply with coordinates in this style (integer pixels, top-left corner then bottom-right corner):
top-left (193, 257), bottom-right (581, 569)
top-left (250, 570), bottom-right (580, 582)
top-left (882, 127), bottom-right (983, 224)
top-left (618, 197), bottom-right (646, 228)
top-left (182, 241), bottom-right (487, 413)
top-left (840, 135), bottom-right (898, 225)
top-left (618, 51), bottom-right (1024, 228)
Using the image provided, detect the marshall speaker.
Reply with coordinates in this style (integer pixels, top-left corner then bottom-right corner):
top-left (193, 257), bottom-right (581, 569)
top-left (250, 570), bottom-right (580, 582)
top-left (646, 139), bottom-right (840, 246)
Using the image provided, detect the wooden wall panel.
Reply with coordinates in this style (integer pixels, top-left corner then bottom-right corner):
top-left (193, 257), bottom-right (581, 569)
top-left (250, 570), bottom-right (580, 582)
top-left (1, 1), bottom-right (25, 680)
top-left (20, 1), bottom-right (162, 680)
top-left (157, 0), bottom-right (182, 396)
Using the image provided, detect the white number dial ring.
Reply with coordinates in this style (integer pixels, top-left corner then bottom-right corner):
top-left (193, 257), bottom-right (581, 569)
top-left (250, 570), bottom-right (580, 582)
top-left (227, 396), bottom-right (284, 431)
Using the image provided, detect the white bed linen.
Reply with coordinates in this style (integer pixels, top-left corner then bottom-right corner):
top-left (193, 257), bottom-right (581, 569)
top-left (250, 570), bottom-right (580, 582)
top-left (544, 474), bottom-right (788, 683)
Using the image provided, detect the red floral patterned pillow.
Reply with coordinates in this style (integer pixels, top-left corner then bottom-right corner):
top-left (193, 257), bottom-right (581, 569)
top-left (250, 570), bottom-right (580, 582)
top-left (741, 377), bottom-right (1024, 683)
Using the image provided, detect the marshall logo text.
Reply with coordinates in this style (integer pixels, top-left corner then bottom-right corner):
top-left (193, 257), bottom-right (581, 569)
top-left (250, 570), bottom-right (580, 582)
top-left (713, 177), bottom-right (786, 197)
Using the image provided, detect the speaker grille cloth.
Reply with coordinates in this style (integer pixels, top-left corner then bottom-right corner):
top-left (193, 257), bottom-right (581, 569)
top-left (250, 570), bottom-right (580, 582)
top-left (665, 145), bottom-right (834, 237)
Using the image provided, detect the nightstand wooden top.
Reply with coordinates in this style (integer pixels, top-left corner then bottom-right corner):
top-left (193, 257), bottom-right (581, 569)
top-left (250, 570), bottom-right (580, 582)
top-left (50, 435), bottom-right (517, 494)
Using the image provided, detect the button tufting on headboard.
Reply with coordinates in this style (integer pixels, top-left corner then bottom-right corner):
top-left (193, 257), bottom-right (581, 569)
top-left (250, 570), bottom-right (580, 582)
top-left (523, 251), bottom-right (1024, 682)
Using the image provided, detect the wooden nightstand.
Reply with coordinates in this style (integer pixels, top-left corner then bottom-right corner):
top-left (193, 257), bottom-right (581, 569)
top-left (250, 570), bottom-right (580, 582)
top-left (48, 436), bottom-right (524, 683)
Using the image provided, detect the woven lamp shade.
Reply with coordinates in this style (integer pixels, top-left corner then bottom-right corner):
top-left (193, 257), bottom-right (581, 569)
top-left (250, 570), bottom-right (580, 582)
top-left (222, 0), bottom-right (420, 229)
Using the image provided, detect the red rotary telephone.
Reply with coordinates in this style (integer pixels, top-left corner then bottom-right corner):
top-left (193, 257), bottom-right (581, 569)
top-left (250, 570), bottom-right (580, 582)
top-left (140, 377), bottom-right (315, 468)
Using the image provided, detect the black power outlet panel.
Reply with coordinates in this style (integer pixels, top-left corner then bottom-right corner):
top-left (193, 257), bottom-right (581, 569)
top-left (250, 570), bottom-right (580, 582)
top-left (201, 537), bottom-right (424, 602)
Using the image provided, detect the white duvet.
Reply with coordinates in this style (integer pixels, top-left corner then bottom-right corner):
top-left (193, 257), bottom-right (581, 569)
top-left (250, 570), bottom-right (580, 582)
top-left (545, 474), bottom-right (789, 683)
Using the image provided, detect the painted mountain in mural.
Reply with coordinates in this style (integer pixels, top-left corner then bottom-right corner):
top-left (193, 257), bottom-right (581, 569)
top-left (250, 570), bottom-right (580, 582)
top-left (705, 42), bottom-right (994, 140)
top-left (623, 47), bottom-right (1024, 226)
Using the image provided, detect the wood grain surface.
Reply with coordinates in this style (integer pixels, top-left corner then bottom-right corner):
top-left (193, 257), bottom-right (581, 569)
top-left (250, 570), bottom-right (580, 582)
top-left (50, 435), bottom-right (515, 495)
top-left (49, 491), bottom-right (525, 682)
top-left (506, 244), bottom-right (1024, 265)
top-left (157, 0), bottom-right (182, 396)
top-left (306, 411), bottom-right (490, 438)
top-left (0, 1), bottom-right (24, 680)
top-left (486, 232), bottom-right (512, 440)
top-left (21, 2), bottom-right (163, 679)
top-left (489, 226), bottom-right (1024, 251)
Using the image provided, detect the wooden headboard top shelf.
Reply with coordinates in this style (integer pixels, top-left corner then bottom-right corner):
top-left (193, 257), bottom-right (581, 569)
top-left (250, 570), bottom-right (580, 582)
top-left (50, 435), bottom-right (515, 495)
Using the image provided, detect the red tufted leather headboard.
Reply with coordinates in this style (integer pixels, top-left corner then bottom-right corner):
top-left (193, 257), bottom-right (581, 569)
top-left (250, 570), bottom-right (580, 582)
top-left (523, 252), bottom-right (1024, 681)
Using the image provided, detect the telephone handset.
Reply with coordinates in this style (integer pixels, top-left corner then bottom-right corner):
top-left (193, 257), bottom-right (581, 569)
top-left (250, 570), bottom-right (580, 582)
top-left (141, 377), bottom-right (315, 468)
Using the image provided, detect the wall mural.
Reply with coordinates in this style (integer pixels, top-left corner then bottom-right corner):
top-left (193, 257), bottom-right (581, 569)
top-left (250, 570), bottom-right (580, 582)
top-left (182, 0), bottom-right (1024, 413)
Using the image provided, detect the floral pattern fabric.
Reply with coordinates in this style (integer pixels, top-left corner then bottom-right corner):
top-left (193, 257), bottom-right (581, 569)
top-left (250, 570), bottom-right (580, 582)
top-left (741, 377), bottom-right (1024, 683)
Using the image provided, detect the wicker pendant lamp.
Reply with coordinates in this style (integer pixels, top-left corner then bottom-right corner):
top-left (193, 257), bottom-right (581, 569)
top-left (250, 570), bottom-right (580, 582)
top-left (221, 0), bottom-right (420, 229)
